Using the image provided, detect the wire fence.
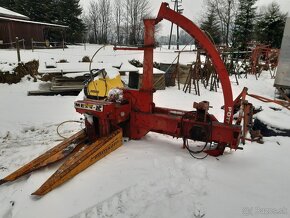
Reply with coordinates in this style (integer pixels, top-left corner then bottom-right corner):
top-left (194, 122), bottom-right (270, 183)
top-left (31, 40), bottom-right (66, 51)
top-left (0, 39), bottom-right (66, 51)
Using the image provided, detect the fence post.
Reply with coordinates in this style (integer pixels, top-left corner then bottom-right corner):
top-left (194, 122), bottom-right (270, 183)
top-left (31, 38), bottom-right (34, 52)
top-left (63, 40), bottom-right (65, 51)
top-left (22, 39), bottom-right (25, 49)
top-left (16, 37), bottom-right (21, 63)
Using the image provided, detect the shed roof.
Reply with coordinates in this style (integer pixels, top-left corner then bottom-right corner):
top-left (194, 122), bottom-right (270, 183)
top-left (137, 67), bottom-right (166, 75)
top-left (0, 16), bottom-right (68, 28)
top-left (0, 7), bottom-right (29, 20)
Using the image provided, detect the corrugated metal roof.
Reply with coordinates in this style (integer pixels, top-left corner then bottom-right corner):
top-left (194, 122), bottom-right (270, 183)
top-left (0, 6), bottom-right (29, 20)
top-left (0, 16), bottom-right (68, 28)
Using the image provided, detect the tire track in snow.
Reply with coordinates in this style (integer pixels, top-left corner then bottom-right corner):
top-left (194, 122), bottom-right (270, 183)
top-left (71, 156), bottom-right (208, 218)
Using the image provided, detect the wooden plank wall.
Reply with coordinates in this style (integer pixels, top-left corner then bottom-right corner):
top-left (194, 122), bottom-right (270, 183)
top-left (0, 21), bottom-right (11, 45)
top-left (10, 22), bottom-right (44, 47)
top-left (0, 20), bottom-right (44, 48)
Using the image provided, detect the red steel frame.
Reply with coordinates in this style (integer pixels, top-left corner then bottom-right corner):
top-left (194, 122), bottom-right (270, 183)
top-left (156, 3), bottom-right (234, 125)
top-left (75, 3), bottom-right (241, 156)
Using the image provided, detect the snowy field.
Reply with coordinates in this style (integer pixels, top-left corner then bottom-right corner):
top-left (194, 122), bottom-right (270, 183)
top-left (0, 44), bottom-right (195, 73)
top-left (0, 45), bottom-right (289, 218)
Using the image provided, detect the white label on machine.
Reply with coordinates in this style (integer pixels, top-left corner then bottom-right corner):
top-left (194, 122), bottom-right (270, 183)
top-left (74, 102), bottom-right (103, 112)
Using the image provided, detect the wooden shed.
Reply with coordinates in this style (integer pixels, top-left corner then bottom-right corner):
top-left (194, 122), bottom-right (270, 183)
top-left (128, 67), bottom-right (166, 90)
top-left (159, 63), bottom-right (191, 87)
top-left (0, 7), bottom-right (67, 49)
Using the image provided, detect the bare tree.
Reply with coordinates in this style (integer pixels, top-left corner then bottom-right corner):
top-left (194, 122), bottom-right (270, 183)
top-left (99, 0), bottom-right (111, 44)
top-left (88, 1), bottom-right (99, 43)
top-left (125, 0), bottom-right (151, 45)
top-left (206, 0), bottom-right (237, 46)
top-left (114, 0), bottom-right (123, 44)
top-left (84, 0), bottom-right (151, 45)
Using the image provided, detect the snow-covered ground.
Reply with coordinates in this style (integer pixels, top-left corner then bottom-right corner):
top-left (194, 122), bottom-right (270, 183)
top-left (0, 44), bottom-right (196, 74)
top-left (0, 45), bottom-right (289, 218)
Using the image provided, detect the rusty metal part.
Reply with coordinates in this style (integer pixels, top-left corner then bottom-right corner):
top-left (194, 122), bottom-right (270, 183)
top-left (193, 101), bottom-right (210, 111)
top-left (231, 87), bottom-right (260, 145)
top-left (248, 93), bottom-right (290, 110)
top-left (0, 129), bottom-right (122, 196)
top-left (249, 44), bottom-right (279, 78)
top-left (0, 130), bottom-right (86, 185)
top-left (32, 129), bottom-right (122, 196)
top-left (249, 130), bottom-right (264, 144)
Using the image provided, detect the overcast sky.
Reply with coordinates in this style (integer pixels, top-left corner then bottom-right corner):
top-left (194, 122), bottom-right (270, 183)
top-left (80, 0), bottom-right (290, 35)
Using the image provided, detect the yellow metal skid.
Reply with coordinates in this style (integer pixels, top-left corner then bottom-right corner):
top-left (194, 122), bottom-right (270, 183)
top-left (0, 130), bottom-right (86, 185)
top-left (32, 129), bottom-right (122, 196)
top-left (0, 129), bottom-right (123, 196)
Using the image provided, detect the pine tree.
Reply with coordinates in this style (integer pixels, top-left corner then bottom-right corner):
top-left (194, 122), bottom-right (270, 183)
top-left (1, 0), bottom-right (16, 10)
top-left (14, 0), bottom-right (53, 22)
top-left (200, 4), bottom-right (222, 45)
top-left (255, 2), bottom-right (287, 48)
top-left (233, 0), bottom-right (257, 49)
top-left (206, 0), bottom-right (238, 46)
top-left (53, 0), bottom-right (86, 43)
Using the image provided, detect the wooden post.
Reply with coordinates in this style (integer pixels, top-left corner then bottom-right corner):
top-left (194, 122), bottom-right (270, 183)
top-left (61, 30), bottom-right (65, 51)
top-left (177, 51), bottom-right (180, 90)
top-left (22, 39), bottom-right (25, 49)
top-left (16, 37), bottom-right (21, 63)
top-left (31, 38), bottom-right (34, 52)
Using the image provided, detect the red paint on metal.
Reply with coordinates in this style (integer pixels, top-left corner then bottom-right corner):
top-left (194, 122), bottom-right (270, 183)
top-left (141, 19), bottom-right (155, 93)
top-left (156, 2), bottom-right (234, 125)
top-left (75, 3), bottom-right (243, 155)
top-left (113, 47), bottom-right (144, 51)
